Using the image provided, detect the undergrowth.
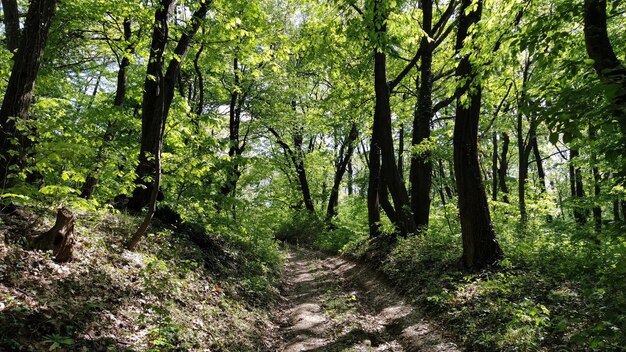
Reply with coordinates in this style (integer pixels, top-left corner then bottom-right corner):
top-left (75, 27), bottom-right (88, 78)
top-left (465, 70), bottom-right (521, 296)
top-left (0, 202), bottom-right (283, 351)
top-left (339, 201), bottom-right (626, 351)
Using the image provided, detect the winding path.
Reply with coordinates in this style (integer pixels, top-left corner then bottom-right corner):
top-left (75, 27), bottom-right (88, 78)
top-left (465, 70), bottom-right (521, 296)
top-left (271, 247), bottom-right (460, 351)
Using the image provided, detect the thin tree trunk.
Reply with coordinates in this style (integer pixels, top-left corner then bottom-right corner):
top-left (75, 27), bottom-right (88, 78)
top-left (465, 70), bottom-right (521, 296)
top-left (516, 58), bottom-right (532, 223)
top-left (532, 137), bottom-right (547, 193)
top-left (492, 132), bottom-right (498, 201)
top-left (570, 149), bottom-right (587, 224)
top-left (398, 123), bottom-right (404, 178)
top-left (498, 132), bottom-right (511, 203)
top-left (327, 124), bottom-right (358, 220)
top-left (454, 0), bottom-right (502, 269)
top-left (80, 18), bottom-right (133, 199)
top-left (0, 0), bottom-right (58, 184)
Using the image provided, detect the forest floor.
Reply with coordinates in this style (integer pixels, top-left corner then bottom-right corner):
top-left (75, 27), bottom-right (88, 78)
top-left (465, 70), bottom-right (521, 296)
top-left (270, 246), bottom-right (459, 352)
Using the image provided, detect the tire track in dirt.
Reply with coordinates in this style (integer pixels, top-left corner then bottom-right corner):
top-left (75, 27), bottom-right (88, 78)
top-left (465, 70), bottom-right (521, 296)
top-left (271, 247), bottom-right (460, 351)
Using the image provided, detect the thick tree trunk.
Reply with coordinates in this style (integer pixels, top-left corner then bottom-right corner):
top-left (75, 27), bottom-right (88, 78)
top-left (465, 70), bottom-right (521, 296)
top-left (409, 0), bottom-right (433, 232)
top-left (80, 18), bottom-right (133, 199)
top-left (454, 0), bottom-right (502, 269)
top-left (31, 208), bottom-right (75, 262)
top-left (128, 0), bottom-right (210, 212)
top-left (373, 52), bottom-right (417, 236)
top-left (0, 0), bottom-right (58, 184)
top-left (584, 0), bottom-right (626, 222)
top-left (367, 0), bottom-right (417, 237)
top-left (1, 0), bottom-right (20, 52)
top-left (327, 124), bottom-right (358, 220)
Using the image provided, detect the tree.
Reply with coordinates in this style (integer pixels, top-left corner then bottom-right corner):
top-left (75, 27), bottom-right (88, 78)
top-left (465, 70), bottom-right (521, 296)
top-left (0, 0), bottom-right (58, 185)
top-left (127, 0), bottom-right (210, 212)
top-left (583, 0), bottom-right (626, 221)
top-left (453, 0), bottom-right (502, 269)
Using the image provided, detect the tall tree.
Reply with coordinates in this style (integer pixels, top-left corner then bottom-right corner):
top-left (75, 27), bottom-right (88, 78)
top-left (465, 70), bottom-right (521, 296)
top-left (327, 123), bottom-right (358, 220)
top-left (453, 0), bottom-right (502, 268)
top-left (583, 0), bottom-right (626, 221)
top-left (80, 18), bottom-right (134, 199)
top-left (366, 0), bottom-right (420, 237)
top-left (127, 0), bottom-right (210, 212)
top-left (0, 0), bottom-right (58, 185)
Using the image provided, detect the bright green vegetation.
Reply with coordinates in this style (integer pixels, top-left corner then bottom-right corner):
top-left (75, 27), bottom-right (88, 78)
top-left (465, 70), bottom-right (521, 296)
top-left (1, 0), bottom-right (626, 350)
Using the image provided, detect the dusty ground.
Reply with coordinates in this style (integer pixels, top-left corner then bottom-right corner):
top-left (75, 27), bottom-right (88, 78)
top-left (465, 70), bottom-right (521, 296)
top-left (271, 247), bottom-right (460, 352)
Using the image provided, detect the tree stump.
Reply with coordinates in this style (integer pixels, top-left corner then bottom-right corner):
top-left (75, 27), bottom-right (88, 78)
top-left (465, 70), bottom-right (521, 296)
top-left (31, 207), bottom-right (75, 262)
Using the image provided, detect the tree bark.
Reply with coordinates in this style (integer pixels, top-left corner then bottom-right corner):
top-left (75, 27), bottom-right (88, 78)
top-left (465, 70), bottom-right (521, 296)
top-left (569, 149), bottom-right (587, 224)
top-left (1, 0), bottom-right (20, 52)
top-left (454, 0), bottom-right (502, 269)
top-left (268, 127), bottom-right (315, 213)
top-left (31, 208), bottom-right (75, 263)
top-left (583, 0), bottom-right (626, 222)
top-left (128, 0), bottom-right (210, 212)
top-left (367, 0), bottom-right (418, 237)
top-left (220, 56), bottom-right (248, 201)
top-left (498, 132), bottom-right (511, 203)
top-left (327, 124), bottom-right (358, 220)
top-left (531, 137), bottom-right (547, 193)
top-left (409, 0), bottom-right (434, 231)
top-left (0, 0), bottom-right (58, 184)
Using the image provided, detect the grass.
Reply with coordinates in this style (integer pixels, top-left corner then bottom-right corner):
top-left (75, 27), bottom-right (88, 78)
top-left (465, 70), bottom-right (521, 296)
top-left (0, 204), bottom-right (283, 351)
top-left (339, 202), bottom-right (626, 351)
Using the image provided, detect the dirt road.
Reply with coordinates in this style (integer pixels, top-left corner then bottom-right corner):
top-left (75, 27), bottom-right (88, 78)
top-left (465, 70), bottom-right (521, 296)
top-left (271, 247), bottom-right (460, 352)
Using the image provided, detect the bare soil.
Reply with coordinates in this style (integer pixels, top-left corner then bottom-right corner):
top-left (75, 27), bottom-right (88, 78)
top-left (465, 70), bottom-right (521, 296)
top-left (271, 246), bottom-right (460, 352)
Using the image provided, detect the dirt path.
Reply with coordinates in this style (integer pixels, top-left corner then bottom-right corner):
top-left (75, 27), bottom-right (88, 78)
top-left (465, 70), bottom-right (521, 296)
top-left (271, 247), bottom-right (460, 352)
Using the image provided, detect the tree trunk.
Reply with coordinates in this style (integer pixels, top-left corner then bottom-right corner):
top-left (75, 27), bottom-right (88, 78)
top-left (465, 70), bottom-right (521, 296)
top-left (127, 135), bottom-right (162, 250)
top-left (492, 132), bottom-right (498, 201)
top-left (569, 149), bottom-right (587, 224)
top-left (583, 0), bottom-right (626, 222)
top-left (220, 56), bottom-right (247, 201)
top-left (0, 0), bottom-right (58, 184)
top-left (409, 0), bottom-right (433, 232)
top-left (128, 0), bottom-right (210, 212)
top-left (454, 0), bottom-right (502, 269)
top-left (372, 53), bottom-right (417, 236)
top-left (293, 131), bottom-right (315, 213)
top-left (327, 124), bottom-right (358, 220)
top-left (31, 208), bottom-right (75, 262)
top-left (367, 0), bottom-right (417, 237)
top-left (1, 0), bottom-right (20, 52)
top-left (531, 137), bottom-right (547, 193)
top-left (498, 132), bottom-right (511, 203)
top-left (516, 58), bottom-right (532, 223)
top-left (80, 18), bottom-right (133, 199)
top-left (398, 123), bottom-right (404, 178)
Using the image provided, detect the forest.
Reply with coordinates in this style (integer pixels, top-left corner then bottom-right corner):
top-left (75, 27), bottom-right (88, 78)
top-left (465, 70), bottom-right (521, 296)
top-left (0, 0), bottom-right (625, 350)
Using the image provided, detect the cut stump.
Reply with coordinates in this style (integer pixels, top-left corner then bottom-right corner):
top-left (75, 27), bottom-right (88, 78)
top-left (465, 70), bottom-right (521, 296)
top-left (31, 207), bottom-right (75, 262)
